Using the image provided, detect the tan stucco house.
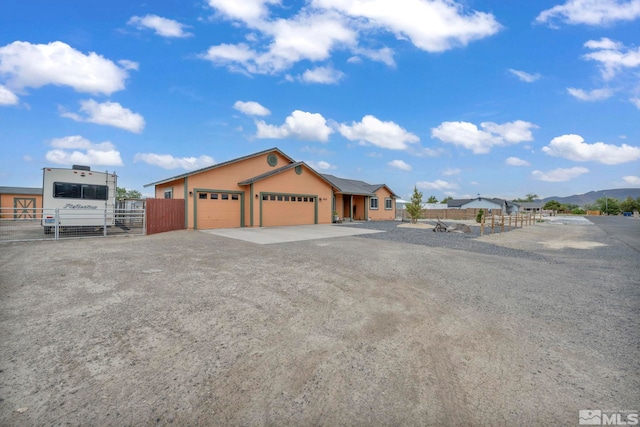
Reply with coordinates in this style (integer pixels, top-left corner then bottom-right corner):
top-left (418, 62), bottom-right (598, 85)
top-left (144, 148), bottom-right (397, 229)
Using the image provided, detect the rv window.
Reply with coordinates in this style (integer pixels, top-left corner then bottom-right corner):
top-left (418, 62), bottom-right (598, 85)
top-left (54, 182), bottom-right (108, 200)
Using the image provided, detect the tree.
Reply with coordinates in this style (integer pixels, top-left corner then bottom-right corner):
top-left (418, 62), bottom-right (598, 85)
top-left (543, 200), bottom-right (562, 211)
top-left (595, 197), bottom-right (620, 215)
top-left (441, 196), bottom-right (453, 203)
top-left (620, 196), bottom-right (640, 213)
top-left (514, 193), bottom-right (539, 202)
top-left (117, 187), bottom-right (142, 200)
top-left (406, 186), bottom-right (423, 224)
top-left (476, 208), bottom-right (484, 223)
top-left (426, 195), bottom-right (438, 204)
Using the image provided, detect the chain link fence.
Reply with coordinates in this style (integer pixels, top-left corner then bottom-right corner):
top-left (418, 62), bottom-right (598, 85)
top-left (0, 208), bottom-right (145, 242)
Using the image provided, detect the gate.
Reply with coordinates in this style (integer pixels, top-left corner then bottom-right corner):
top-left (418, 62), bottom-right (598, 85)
top-left (146, 198), bottom-right (185, 235)
top-left (13, 197), bottom-right (36, 219)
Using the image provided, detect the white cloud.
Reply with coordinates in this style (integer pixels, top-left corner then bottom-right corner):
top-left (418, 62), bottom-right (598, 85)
top-left (623, 175), bottom-right (640, 185)
top-left (256, 110), bottom-right (333, 141)
top-left (388, 160), bottom-right (412, 171)
top-left (567, 87), bottom-right (614, 101)
top-left (0, 41), bottom-right (132, 95)
top-left (442, 167), bottom-right (461, 175)
top-left (532, 167), bottom-right (589, 182)
top-left (128, 14), bottom-right (192, 38)
top-left (416, 179), bottom-right (459, 190)
top-left (300, 66), bottom-right (345, 84)
top-left (536, 0), bottom-right (640, 26)
top-left (339, 115), bottom-right (419, 150)
top-left (134, 153), bottom-right (215, 170)
top-left (0, 84), bottom-right (18, 105)
top-left (306, 160), bottom-right (336, 170)
top-left (62, 99), bottom-right (145, 133)
top-left (203, 0), bottom-right (500, 76)
top-left (505, 156), bottom-right (531, 166)
top-left (508, 69), bottom-right (541, 82)
top-left (631, 97), bottom-right (640, 109)
top-left (46, 135), bottom-right (123, 166)
top-left (582, 38), bottom-right (640, 80)
top-left (431, 120), bottom-right (537, 154)
top-left (233, 100), bottom-right (271, 116)
top-left (314, 0), bottom-right (502, 52)
top-left (542, 134), bottom-right (640, 164)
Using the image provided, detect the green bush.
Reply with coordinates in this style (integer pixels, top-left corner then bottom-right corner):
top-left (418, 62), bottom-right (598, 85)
top-left (476, 209), bottom-right (484, 223)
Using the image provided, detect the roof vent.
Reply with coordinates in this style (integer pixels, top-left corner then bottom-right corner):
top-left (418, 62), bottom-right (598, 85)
top-left (72, 165), bottom-right (91, 171)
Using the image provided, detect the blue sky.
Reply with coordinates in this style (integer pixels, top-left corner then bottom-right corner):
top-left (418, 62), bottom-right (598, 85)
top-left (1, 0), bottom-right (639, 200)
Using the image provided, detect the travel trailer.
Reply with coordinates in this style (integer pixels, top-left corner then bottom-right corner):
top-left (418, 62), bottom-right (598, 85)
top-left (41, 165), bottom-right (117, 233)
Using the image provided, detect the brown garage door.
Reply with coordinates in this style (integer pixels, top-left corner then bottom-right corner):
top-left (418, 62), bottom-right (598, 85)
top-left (196, 192), bottom-right (241, 229)
top-left (261, 194), bottom-right (316, 227)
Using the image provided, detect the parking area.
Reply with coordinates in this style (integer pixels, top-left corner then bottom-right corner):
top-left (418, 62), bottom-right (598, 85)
top-left (1, 218), bottom-right (638, 425)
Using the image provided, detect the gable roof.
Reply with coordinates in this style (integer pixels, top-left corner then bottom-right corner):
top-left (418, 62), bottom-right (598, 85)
top-left (321, 174), bottom-right (397, 197)
top-left (448, 197), bottom-right (521, 208)
top-left (0, 186), bottom-right (42, 195)
top-left (238, 162), bottom-right (336, 188)
top-left (447, 198), bottom-right (472, 208)
top-left (144, 147), bottom-right (295, 187)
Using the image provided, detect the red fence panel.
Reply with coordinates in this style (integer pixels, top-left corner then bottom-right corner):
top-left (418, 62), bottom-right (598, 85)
top-left (146, 198), bottom-right (185, 235)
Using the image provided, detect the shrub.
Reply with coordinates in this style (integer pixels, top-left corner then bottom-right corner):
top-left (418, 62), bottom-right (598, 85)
top-left (476, 209), bottom-right (484, 223)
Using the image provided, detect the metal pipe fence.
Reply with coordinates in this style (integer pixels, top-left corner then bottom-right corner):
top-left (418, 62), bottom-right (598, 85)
top-left (0, 208), bottom-right (145, 242)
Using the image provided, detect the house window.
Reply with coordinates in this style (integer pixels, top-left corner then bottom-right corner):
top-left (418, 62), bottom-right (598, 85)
top-left (221, 194), bottom-right (229, 200)
top-left (198, 193), bottom-right (207, 199)
top-left (284, 196), bottom-right (290, 201)
top-left (270, 195), bottom-right (276, 201)
top-left (211, 193), bottom-right (218, 199)
top-left (231, 194), bottom-right (239, 200)
top-left (385, 198), bottom-right (392, 210)
top-left (370, 197), bottom-right (379, 210)
top-left (277, 195), bottom-right (283, 201)
top-left (163, 189), bottom-right (172, 199)
top-left (262, 195), bottom-right (268, 201)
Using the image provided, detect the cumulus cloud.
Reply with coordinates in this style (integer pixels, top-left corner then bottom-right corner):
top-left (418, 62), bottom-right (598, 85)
top-left (582, 38), bottom-right (640, 80)
top-left (306, 160), bottom-right (336, 170)
top-left (203, 0), bottom-right (500, 76)
top-left (532, 167), bottom-right (589, 182)
top-left (233, 100), bottom-right (271, 116)
top-left (339, 115), bottom-right (419, 150)
top-left (0, 84), bottom-right (18, 105)
top-left (505, 156), bottom-right (531, 166)
top-left (431, 120), bottom-right (537, 154)
top-left (46, 135), bottom-right (123, 166)
top-left (542, 134), bottom-right (640, 164)
top-left (442, 167), bottom-right (461, 175)
top-left (416, 179), bottom-right (459, 190)
top-left (536, 0), bottom-right (640, 26)
top-left (134, 153), bottom-right (215, 170)
top-left (567, 87), bottom-right (614, 101)
top-left (623, 175), bottom-right (640, 185)
top-left (128, 14), bottom-right (192, 38)
top-left (388, 160), bottom-right (412, 171)
top-left (631, 97), bottom-right (640, 109)
top-left (61, 99), bottom-right (145, 133)
top-left (256, 110), bottom-right (333, 141)
top-left (508, 69), bottom-right (541, 82)
top-left (300, 66), bottom-right (345, 84)
top-left (0, 41), bottom-right (132, 95)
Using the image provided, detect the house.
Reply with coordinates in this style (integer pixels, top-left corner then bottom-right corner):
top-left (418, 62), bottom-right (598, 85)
top-left (144, 148), bottom-right (397, 229)
top-left (447, 197), bottom-right (520, 214)
top-left (0, 186), bottom-right (43, 219)
top-left (519, 202), bottom-right (543, 213)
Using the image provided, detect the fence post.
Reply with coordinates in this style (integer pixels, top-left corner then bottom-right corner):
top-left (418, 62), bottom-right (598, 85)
top-left (103, 209), bottom-right (108, 236)
top-left (480, 213), bottom-right (485, 236)
top-left (54, 208), bottom-right (60, 240)
top-left (491, 214), bottom-right (495, 234)
top-left (501, 215), bottom-right (504, 233)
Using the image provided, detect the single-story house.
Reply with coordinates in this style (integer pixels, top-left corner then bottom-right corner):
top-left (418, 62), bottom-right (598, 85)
top-left (144, 148), bottom-right (397, 229)
top-left (447, 197), bottom-right (520, 214)
top-left (0, 186), bottom-right (43, 219)
top-left (519, 202), bottom-right (544, 213)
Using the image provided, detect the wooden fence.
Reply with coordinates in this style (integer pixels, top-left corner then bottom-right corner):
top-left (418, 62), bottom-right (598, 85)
top-left (396, 208), bottom-right (502, 221)
top-left (146, 198), bottom-right (185, 235)
top-left (478, 212), bottom-right (540, 236)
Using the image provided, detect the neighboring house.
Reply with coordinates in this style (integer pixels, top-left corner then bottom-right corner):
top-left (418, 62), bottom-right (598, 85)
top-left (519, 202), bottom-right (543, 213)
top-left (447, 197), bottom-right (520, 214)
top-left (144, 148), bottom-right (397, 229)
top-left (0, 186), bottom-right (43, 219)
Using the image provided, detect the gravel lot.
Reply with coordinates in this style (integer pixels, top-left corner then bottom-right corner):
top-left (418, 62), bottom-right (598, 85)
top-left (1, 218), bottom-right (638, 426)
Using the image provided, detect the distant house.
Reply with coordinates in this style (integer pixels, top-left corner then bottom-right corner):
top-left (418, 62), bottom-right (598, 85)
top-left (519, 202), bottom-right (544, 213)
top-left (0, 186), bottom-right (43, 219)
top-left (447, 197), bottom-right (520, 214)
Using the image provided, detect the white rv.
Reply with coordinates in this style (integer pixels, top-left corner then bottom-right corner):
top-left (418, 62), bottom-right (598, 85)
top-left (42, 165), bottom-right (117, 233)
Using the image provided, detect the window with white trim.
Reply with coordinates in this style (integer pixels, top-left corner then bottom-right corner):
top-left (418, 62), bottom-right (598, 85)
top-left (370, 197), bottom-right (379, 210)
top-left (385, 198), bottom-right (392, 210)
top-left (164, 189), bottom-right (172, 199)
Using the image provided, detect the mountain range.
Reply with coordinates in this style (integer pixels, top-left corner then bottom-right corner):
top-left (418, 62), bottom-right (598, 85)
top-left (537, 188), bottom-right (640, 207)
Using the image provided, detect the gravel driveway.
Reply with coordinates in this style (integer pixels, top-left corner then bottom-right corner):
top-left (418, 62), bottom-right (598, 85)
top-left (1, 218), bottom-right (638, 425)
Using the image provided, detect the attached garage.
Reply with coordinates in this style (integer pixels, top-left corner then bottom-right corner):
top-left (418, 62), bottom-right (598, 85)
top-left (260, 193), bottom-right (317, 227)
top-left (194, 191), bottom-right (243, 229)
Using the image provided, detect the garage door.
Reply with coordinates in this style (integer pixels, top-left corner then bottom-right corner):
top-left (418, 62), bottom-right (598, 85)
top-left (261, 194), bottom-right (316, 227)
top-left (196, 192), bottom-right (241, 229)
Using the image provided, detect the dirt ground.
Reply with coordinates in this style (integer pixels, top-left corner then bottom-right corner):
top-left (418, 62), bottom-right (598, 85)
top-left (1, 220), bottom-right (638, 426)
